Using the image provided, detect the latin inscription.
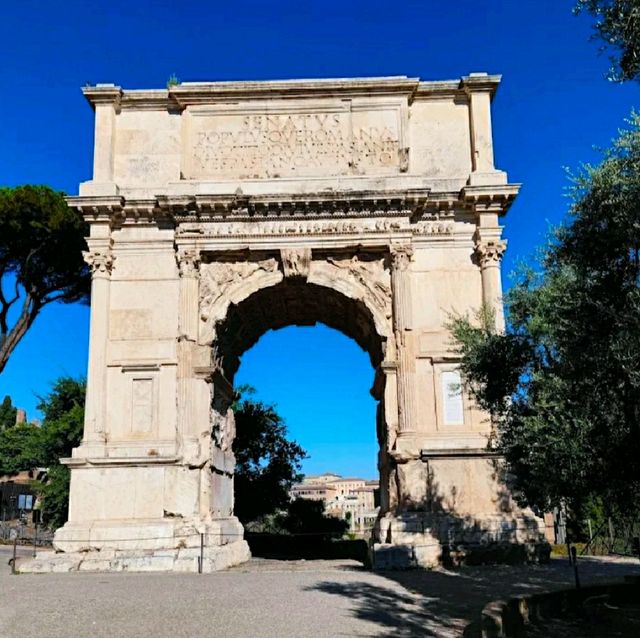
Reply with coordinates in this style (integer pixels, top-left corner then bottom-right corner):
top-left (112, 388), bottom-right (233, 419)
top-left (188, 110), bottom-right (401, 179)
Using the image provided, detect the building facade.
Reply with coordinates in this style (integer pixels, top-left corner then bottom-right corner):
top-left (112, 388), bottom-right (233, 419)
top-left (291, 474), bottom-right (379, 534)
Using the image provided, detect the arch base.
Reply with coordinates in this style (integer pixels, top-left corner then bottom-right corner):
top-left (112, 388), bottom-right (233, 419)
top-left (17, 539), bottom-right (250, 573)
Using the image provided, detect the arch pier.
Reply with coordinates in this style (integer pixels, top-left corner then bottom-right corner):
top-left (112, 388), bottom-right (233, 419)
top-left (21, 75), bottom-right (546, 572)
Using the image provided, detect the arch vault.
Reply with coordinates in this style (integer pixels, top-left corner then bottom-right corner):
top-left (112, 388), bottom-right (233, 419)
top-left (22, 74), bottom-right (546, 572)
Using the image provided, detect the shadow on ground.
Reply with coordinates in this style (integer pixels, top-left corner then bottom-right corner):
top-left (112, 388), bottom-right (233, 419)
top-left (306, 557), bottom-right (640, 637)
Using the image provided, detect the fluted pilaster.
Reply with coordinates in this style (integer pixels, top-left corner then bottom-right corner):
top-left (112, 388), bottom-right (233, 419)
top-left (176, 246), bottom-right (201, 448)
top-left (82, 244), bottom-right (114, 440)
top-left (390, 244), bottom-right (416, 434)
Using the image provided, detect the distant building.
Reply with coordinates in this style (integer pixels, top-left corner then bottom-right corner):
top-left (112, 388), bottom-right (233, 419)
top-left (0, 469), bottom-right (45, 522)
top-left (302, 473), bottom-right (342, 486)
top-left (291, 473), bottom-right (380, 534)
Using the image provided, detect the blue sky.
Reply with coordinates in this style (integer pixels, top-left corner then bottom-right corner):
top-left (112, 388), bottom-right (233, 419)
top-left (0, 1), bottom-right (637, 478)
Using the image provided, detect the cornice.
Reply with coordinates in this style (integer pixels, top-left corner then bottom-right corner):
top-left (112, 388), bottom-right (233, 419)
top-left (66, 195), bottom-right (124, 221)
top-left (461, 184), bottom-right (521, 215)
top-left (157, 189), bottom-right (433, 221)
top-left (81, 84), bottom-right (123, 109)
top-left (169, 76), bottom-right (420, 106)
top-left (80, 73), bottom-right (501, 111)
top-left (460, 73), bottom-right (502, 99)
top-left (68, 188), bottom-right (482, 227)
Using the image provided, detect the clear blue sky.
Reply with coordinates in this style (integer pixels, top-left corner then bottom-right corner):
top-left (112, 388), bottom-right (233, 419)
top-left (0, 1), bottom-right (637, 478)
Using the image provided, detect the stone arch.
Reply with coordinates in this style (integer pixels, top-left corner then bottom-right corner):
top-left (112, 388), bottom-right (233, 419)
top-left (198, 249), bottom-right (396, 523)
top-left (198, 251), bottom-right (393, 361)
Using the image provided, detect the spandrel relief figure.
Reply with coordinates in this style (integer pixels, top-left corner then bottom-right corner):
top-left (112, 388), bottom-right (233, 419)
top-left (211, 407), bottom-right (236, 452)
top-left (327, 255), bottom-right (391, 317)
top-left (200, 259), bottom-right (279, 318)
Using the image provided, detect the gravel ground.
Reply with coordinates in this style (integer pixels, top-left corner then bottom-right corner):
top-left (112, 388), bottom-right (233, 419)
top-left (1, 555), bottom-right (639, 638)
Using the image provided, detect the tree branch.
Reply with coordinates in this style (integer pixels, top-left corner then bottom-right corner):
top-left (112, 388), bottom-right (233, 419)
top-left (0, 275), bottom-right (22, 338)
top-left (0, 291), bottom-right (40, 374)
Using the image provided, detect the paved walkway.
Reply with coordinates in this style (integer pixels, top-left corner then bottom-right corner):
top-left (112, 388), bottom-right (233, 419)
top-left (1, 555), bottom-right (639, 637)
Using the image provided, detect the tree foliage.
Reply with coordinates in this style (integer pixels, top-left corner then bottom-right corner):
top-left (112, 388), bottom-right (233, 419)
top-left (575, 0), bottom-right (640, 81)
top-left (0, 377), bottom-right (85, 526)
top-left (0, 186), bottom-right (89, 373)
top-left (451, 115), bottom-right (640, 519)
top-left (275, 498), bottom-right (348, 539)
top-left (0, 395), bottom-right (17, 430)
top-left (233, 387), bottom-right (307, 524)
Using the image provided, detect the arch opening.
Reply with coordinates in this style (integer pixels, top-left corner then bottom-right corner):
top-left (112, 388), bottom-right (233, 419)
top-left (215, 278), bottom-right (385, 383)
top-left (206, 275), bottom-right (393, 533)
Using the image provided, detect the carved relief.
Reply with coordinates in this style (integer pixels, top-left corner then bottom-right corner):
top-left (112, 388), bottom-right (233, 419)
top-left (389, 244), bottom-right (414, 272)
top-left (177, 217), bottom-right (454, 240)
top-left (412, 221), bottom-right (454, 235)
top-left (398, 147), bottom-right (409, 173)
top-left (83, 250), bottom-right (115, 275)
top-left (280, 248), bottom-right (311, 279)
top-left (176, 247), bottom-right (200, 278)
top-left (179, 218), bottom-right (407, 238)
top-left (327, 255), bottom-right (392, 318)
top-left (475, 240), bottom-right (507, 266)
top-left (199, 258), bottom-right (279, 319)
top-left (211, 407), bottom-right (236, 452)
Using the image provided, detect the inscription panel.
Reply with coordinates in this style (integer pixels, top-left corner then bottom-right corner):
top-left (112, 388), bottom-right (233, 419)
top-left (183, 101), bottom-right (405, 180)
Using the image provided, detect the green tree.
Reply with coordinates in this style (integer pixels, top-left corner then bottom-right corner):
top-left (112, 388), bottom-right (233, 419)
top-left (233, 387), bottom-right (307, 524)
top-left (0, 186), bottom-right (89, 373)
top-left (36, 377), bottom-right (85, 464)
top-left (0, 422), bottom-right (43, 475)
top-left (35, 377), bottom-right (85, 527)
top-left (450, 115), bottom-right (640, 520)
top-left (0, 377), bottom-right (85, 526)
top-left (275, 498), bottom-right (349, 540)
top-left (0, 395), bottom-right (17, 430)
top-left (575, 0), bottom-right (640, 81)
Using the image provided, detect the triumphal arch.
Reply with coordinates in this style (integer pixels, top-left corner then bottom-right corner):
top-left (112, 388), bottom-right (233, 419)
top-left (24, 74), bottom-right (546, 572)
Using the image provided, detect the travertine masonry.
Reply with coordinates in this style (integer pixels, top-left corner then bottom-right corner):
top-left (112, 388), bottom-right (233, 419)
top-left (20, 74), bottom-right (546, 573)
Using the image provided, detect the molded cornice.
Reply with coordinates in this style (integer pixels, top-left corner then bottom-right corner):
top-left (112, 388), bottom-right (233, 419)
top-left (68, 186), bottom-right (518, 225)
top-left (80, 73), bottom-right (503, 111)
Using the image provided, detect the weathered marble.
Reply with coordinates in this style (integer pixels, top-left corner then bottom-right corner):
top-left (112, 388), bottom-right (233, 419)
top-left (21, 74), bottom-right (546, 573)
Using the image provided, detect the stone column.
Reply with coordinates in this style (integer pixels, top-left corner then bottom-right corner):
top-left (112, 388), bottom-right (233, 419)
top-left (82, 242), bottom-right (114, 444)
top-left (476, 239), bottom-right (507, 333)
top-left (390, 244), bottom-right (417, 434)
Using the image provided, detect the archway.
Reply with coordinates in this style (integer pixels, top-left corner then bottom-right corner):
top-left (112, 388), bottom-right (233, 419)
top-left (21, 74), bottom-right (549, 574)
top-left (199, 250), bottom-right (395, 535)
